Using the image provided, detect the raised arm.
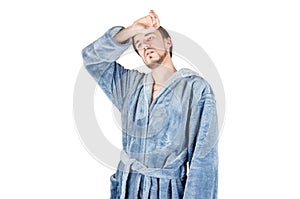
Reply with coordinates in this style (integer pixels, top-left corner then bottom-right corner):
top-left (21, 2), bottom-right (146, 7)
top-left (81, 10), bottom-right (160, 110)
top-left (113, 10), bottom-right (160, 44)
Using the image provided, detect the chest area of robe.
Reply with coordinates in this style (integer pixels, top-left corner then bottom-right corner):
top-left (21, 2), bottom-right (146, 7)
top-left (121, 81), bottom-right (187, 154)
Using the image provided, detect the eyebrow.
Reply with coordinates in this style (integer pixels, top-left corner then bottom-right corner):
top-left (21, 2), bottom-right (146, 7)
top-left (134, 32), bottom-right (155, 46)
top-left (145, 32), bottom-right (154, 37)
top-left (134, 39), bottom-right (140, 46)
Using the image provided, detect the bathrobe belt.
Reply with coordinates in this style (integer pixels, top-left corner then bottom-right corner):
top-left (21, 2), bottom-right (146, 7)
top-left (119, 150), bottom-right (185, 199)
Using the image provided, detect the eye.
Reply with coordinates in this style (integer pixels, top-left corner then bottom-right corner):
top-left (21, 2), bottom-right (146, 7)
top-left (147, 36), bottom-right (153, 41)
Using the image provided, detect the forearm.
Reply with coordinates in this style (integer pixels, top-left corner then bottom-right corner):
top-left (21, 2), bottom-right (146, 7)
top-left (113, 25), bottom-right (137, 44)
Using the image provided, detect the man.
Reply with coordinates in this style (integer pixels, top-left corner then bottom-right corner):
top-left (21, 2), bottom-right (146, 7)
top-left (82, 10), bottom-right (219, 199)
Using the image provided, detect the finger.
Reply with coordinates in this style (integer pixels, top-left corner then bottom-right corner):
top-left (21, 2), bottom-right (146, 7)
top-left (149, 15), bottom-right (156, 27)
top-left (149, 10), bottom-right (157, 19)
top-left (149, 9), bottom-right (158, 17)
top-left (145, 15), bottom-right (153, 27)
top-left (154, 15), bottom-right (160, 28)
top-left (151, 16), bottom-right (160, 28)
top-left (149, 10), bottom-right (159, 28)
top-left (149, 9), bottom-right (155, 15)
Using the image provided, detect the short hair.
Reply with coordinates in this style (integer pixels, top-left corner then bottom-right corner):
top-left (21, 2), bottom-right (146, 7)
top-left (133, 26), bottom-right (173, 57)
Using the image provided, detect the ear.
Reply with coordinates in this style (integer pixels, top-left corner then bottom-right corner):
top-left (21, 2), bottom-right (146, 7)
top-left (164, 37), bottom-right (172, 48)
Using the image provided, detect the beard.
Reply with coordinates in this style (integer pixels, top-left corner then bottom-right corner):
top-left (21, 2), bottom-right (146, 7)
top-left (146, 50), bottom-right (168, 69)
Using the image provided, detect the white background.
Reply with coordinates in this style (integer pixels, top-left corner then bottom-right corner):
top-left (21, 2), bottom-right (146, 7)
top-left (1, 0), bottom-right (300, 198)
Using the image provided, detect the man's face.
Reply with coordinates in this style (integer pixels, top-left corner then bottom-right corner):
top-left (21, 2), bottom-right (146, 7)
top-left (133, 30), bottom-right (170, 69)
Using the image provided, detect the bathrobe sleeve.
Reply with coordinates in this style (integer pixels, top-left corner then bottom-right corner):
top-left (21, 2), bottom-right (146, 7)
top-left (183, 82), bottom-right (219, 199)
top-left (81, 26), bottom-right (144, 111)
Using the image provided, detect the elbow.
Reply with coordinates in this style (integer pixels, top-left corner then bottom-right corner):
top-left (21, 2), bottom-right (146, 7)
top-left (81, 46), bottom-right (90, 67)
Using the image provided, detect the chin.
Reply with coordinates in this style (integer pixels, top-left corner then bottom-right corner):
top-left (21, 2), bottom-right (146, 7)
top-left (144, 59), bottom-right (157, 67)
top-left (144, 51), bottom-right (167, 69)
top-left (145, 63), bottom-right (157, 69)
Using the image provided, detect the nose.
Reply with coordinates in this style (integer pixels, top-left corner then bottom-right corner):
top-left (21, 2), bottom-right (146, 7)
top-left (140, 41), bottom-right (150, 50)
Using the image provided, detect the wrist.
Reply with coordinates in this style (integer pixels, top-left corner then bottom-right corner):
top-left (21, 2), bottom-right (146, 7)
top-left (113, 27), bottom-right (131, 44)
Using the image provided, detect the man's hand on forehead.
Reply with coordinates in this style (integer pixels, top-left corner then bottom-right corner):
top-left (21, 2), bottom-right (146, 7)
top-left (131, 10), bottom-right (160, 33)
top-left (113, 10), bottom-right (160, 44)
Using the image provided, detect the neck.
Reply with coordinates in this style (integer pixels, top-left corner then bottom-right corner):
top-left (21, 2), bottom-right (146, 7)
top-left (151, 59), bottom-right (177, 86)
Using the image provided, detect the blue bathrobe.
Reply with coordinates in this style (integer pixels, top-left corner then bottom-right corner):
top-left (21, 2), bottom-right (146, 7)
top-left (82, 26), bottom-right (219, 199)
